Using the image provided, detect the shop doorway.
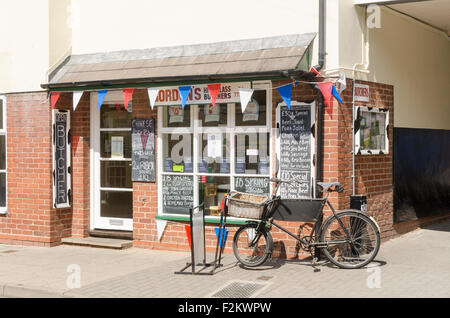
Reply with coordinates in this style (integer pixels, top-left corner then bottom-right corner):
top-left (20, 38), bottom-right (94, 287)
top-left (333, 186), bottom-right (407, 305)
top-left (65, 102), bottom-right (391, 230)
top-left (90, 92), bottom-right (133, 231)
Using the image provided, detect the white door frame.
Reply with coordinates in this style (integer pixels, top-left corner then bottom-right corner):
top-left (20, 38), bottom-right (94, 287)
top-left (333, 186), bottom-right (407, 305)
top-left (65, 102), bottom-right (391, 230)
top-left (90, 92), bottom-right (133, 231)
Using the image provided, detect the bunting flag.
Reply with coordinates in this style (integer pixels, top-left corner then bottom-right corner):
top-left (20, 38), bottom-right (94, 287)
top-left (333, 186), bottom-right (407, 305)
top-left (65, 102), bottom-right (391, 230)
top-left (51, 92), bottom-right (61, 110)
top-left (316, 82), bottom-right (334, 108)
top-left (332, 85), bottom-right (344, 105)
top-left (239, 88), bottom-right (254, 113)
top-left (207, 83), bottom-right (221, 107)
top-left (337, 73), bottom-right (347, 93)
top-left (185, 225), bottom-right (192, 249)
top-left (97, 90), bottom-right (108, 110)
top-left (310, 66), bottom-right (322, 77)
top-left (72, 135), bottom-right (80, 155)
top-left (147, 88), bottom-right (160, 109)
top-left (140, 132), bottom-right (149, 151)
top-left (156, 219), bottom-right (167, 242)
top-left (214, 227), bottom-right (228, 248)
top-left (73, 91), bottom-right (83, 111)
top-left (123, 88), bottom-right (135, 110)
top-left (178, 86), bottom-right (192, 109)
top-left (277, 83), bottom-right (293, 110)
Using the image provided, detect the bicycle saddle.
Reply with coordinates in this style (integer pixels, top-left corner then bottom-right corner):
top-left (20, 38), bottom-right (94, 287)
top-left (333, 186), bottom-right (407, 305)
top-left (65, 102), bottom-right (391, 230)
top-left (317, 182), bottom-right (343, 192)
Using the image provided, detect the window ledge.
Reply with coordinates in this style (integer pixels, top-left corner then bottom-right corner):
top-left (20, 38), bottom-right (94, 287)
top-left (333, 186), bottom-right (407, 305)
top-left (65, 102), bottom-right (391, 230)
top-left (155, 214), bottom-right (250, 226)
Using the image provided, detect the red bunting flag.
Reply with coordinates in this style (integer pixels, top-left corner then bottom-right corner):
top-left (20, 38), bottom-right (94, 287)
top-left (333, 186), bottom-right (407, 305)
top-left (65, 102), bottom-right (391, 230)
top-left (51, 92), bottom-right (61, 110)
top-left (310, 66), bottom-right (322, 77)
top-left (317, 82), bottom-right (334, 107)
top-left (207, 83), bottom-right (221, 107)
top-left (123, 88), bottom-right (135, 110)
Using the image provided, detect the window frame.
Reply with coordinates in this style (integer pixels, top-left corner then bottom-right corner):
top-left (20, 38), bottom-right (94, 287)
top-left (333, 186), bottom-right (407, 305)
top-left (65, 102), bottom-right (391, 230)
top-left (0, 95), bottom-right (7, 214)
top-left (354, 106), bottom-right (390, 155)
top-left (157, 81), bottom-right (273, 218)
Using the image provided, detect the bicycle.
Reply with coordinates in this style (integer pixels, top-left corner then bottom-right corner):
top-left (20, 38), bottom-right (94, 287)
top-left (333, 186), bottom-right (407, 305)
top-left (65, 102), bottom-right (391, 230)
top-left (230, 178), bottom-right (381, 269)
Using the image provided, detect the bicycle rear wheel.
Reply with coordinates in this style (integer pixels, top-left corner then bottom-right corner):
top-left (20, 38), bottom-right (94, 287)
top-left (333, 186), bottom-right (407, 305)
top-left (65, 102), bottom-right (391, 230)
top-left (233, 223), bottom-right (273, 267)
top-left (320, 211), bottom-right (380, 269)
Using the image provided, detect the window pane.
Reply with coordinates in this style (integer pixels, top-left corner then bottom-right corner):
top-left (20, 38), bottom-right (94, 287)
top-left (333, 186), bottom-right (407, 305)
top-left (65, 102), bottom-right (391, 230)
top-left (101, 161), bottom-right (132, 189)
top-left (235, 133), bottom-right (270, 174)
top-left (0, 136), bottom-right (5, 170)
top-left (162, 133), bottom-right (193, 173)
top-left (199, 176), bottom-right (230, 216)
top-left (359, 111), bottom-right (386, 151)
top-left (100, 103), bottom-right (132, 129)
top-left (100, 191), bottom-right (132, 219)
top-left (198, 104), bottom-right (227, 127)
top-left (162, 105), bottom-right (191, 128)
top-left (198, 133), bottom-right (230, 174)
top-left (162, 174), bottom-right (193, 215)
top-left (0, 99), bottom-right (3, 130)
top-left (235, 90), bottom-right (267, 126)
top-left (101, 132), bottom-right (132, 159)
top-left (0, 173), bottom-right (5, 207)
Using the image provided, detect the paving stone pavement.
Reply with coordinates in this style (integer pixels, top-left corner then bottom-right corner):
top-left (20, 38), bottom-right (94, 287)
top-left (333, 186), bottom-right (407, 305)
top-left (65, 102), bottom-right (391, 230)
top-left (0, 219), bottom-right (449, 298)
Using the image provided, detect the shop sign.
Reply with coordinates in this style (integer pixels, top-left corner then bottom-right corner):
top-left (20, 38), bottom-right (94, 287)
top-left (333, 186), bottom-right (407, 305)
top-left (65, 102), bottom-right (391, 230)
top-left (154, 82), bottom-right (251, 106)
top-left (52, 110), bottom-right (71, 209)
top-left (354, 83), bottom-right (370, 102)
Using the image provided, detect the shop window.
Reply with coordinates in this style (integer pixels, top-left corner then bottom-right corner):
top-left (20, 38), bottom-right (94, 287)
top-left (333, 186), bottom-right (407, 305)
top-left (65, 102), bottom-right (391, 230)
top-left (0, 96), bottom-right (6, 213)
top-left (158, 83), bottom-right (272, 217)
top-left (355, 106), bottom-right (389, 155)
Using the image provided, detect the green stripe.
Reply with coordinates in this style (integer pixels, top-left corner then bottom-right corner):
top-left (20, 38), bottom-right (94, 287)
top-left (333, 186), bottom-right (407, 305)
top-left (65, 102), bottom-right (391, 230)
top-left (155, 214), bottom-right (249, 226)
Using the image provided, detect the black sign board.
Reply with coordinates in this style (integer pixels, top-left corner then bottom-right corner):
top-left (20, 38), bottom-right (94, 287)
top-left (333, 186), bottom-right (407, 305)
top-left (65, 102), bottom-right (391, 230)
top-left (52, 110), bottom-right (71, 208)
top-left (234, 176), bottom-right (270, 196)
top-left (162, 175), bottom-right (194, 214)
top-left (131, 119), bottom-right (155, 182)
top-left (278, 103), bottom-right (314, 199)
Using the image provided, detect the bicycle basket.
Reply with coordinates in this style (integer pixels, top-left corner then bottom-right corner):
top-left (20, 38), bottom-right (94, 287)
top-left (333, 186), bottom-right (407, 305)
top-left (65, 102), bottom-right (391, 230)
top-left (227, 192), bottom-right (269, 219)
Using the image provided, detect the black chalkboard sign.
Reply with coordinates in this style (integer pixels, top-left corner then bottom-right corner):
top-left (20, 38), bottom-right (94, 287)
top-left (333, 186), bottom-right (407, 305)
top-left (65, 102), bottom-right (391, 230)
top-left (234, 177), bottom-right (270, 196)
top-left (278, 103), bottom-right (315, 199)
top-left (52, 110), bottom-right (71, 208)
top-left (162, 175), bottom-right (194, 214)
top-left (132, 119), bottom-right (155, 182)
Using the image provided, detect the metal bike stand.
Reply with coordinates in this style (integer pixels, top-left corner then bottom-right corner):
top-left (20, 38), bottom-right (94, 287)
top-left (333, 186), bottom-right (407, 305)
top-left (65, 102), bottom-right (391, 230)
top-left (174, 204), bottom-right (223, 276)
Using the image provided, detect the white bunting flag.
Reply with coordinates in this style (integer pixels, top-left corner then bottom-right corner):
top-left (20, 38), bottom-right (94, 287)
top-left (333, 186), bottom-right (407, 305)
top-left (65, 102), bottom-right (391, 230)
top-left (73, 91), bottom-right (83, 111)
top-left (156, 219), bottom-right (167, 242)
top-left (239, 88), bottom-right (254, 113)
top-left (147, 88), bottom-right (160, 109)
top-left (337, 73), bottom-right (347, 93)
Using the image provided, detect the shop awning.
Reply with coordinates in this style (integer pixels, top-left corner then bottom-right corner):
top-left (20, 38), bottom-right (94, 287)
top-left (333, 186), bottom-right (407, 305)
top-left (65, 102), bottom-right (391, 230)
top-left (42, 33), bottom-right (316, 90)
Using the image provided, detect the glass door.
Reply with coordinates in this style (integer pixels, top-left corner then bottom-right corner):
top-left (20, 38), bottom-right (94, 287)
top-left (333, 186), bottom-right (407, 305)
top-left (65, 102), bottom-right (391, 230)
top-left (91, 92), bottom-right (133, 231)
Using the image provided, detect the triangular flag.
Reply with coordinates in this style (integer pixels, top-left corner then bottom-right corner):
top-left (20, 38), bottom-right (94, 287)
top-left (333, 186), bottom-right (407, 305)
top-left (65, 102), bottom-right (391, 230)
top-left (72, 135), bottom-right (80, 155)
top-left (97, 90), bottom-right (108, 110)
top-left (178, 86), bottom-right (191, 109)
top-left (207, 83), bottom-right (221, 107)
top-left (316, 82), bottom-right (334, 108)
top-left (277, 84), bottom-right (293, 110)
top-left (239, 88), bottom-right (254, 113)
top-left (214, 227), bottom-right (228, 248)
top-left (140, 132), bottom-right (149, 151)
top-left (310, 66), bottom-right (322, 77)
top-left (184, 225), bottom-right (192, 249)
top-left (147, 88), bottom-right (160, 109)
top-left (123, 88), bottom-right (134, 110)
top-left (51, 92), bottom-right (61, 110)
top-left (332, 85), bottom-right (344, 105)
top-left (337, 73), bottom-right (347, 93)
top-left (73, 91), bottom-right (83, 111)
top-left (156, 219), bottom-right (167, 242)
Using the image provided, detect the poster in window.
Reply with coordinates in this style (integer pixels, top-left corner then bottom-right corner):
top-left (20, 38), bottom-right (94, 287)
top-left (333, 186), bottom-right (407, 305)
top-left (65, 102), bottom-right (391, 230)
top-left (243, 99), bottom-right (259, 122)
top-left (207, 133), bottom-right (222, 158)
top-left (355, 106), bottom-right (389, 155)
top-left (204, 104), bottom-right (220, 123)
top-left (111, 136), bottom-right (124, 159)
top-left (52, 110), bottom-right (71, 209)
top-left (169, 106), bottom-right (184, 123)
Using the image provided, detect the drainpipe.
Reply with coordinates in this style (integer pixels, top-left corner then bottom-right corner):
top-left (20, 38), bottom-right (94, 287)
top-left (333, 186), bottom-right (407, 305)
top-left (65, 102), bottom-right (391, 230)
top-left (314, 0), bottom-right (326, 199)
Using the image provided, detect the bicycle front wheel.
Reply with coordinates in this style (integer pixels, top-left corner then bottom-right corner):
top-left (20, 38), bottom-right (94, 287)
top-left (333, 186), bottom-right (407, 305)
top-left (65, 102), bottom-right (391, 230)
top-left (233, 223), bottom-right (273, 267)
top-left (320, 211), bottom-right (380, 269)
